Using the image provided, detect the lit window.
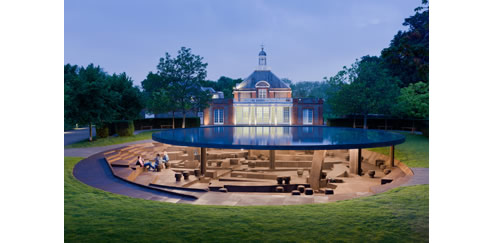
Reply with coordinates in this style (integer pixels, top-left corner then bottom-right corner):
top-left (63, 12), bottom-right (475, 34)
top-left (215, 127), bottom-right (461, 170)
top-left (283, 107), bottom-right (290, 123)
top-left (303, 109), bottom-right (313, 124)
top-left (258, 89), bottom-right (267, 98)
top-left (214, 109), bottom-right (224, 124)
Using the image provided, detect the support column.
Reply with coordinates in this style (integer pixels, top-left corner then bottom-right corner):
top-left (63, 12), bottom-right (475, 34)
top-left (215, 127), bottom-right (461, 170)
top-left (389, 145), bottom-right (395, 167)
top-left (200, 147), bottom-right (207, 175)
top-left (349, 148), bottom-right (362, 176)
top-left (308, 150), bottom-right (326, 191)
top-left (269, 150), bottom-right (275, 170)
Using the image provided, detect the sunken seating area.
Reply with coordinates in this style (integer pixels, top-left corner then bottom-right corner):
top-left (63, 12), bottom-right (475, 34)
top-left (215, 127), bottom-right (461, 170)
top-left (103, 143), bottom-right (413, 199)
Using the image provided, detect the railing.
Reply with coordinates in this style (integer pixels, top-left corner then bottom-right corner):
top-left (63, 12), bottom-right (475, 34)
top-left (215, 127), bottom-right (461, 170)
top-left (237, 98), bottom-right (292, 103)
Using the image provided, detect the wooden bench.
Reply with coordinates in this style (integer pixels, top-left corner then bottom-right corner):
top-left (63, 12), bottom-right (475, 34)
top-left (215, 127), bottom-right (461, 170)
top-left (160, 125), bottom-right (173, 129)
top-left (141, 125), bottom-right (153, 130)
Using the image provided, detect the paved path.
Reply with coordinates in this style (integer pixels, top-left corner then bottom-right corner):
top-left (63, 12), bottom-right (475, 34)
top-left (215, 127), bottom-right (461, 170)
top-left (64, 128), bottom-right (166, 157)
top-left (73, 152), bottom-right (193, 203)
top-left (64, 139), bottom-right (154, 157)
top-left (64, 127), bottom-right (96, 146)
top-left (403, 167), bottom-right (429, 186)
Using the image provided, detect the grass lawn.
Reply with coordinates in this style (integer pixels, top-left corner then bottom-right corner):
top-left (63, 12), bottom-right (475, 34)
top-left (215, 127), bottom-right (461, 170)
top-left (65, 157), bottom-right (428, 242)
top-left (369, 132), bottom-right (429, 168)
top-left (65, 131), bottom-right (154, 148)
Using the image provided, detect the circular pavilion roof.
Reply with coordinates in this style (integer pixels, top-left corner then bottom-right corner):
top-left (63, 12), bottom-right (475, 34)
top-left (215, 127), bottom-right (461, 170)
top-left (152, 126), bottom-right (405, 150)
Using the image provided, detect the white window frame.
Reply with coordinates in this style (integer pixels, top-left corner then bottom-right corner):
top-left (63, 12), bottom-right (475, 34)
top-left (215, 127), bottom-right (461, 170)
top-left (214, 109), bottom-right (224, 124)
top-left (283, 107), bottom-right (290, 123)
top-left (258, 89), bottom-right (267, 99)
top-left (303, 109), bottom-right (313, 125)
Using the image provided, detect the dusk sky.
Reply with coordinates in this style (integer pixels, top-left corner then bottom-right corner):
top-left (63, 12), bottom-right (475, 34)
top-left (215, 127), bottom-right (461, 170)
top-left (65, 0), bottom-right (421, 86)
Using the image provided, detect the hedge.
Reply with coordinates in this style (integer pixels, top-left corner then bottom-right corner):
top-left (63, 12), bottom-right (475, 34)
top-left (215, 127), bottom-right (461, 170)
top-left (133, 118), bottom-right (200, 130)
top-left (113, 120), bottom-right (134, 137)
top-left (95, 125), bottom-right (109, 138)
top-left (326, 117), bottom-right (429, 136)
top-left (95, 118), bottom-right (200, 138)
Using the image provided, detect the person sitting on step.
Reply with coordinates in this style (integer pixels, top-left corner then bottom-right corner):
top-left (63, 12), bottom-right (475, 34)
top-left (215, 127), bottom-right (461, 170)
top-left (143, 156), bottom-right (156, 171)
top-left (162, 152), bottom-right (170, 166)
top-left (136, 156), bottom-right (145, 167)
top-left (153, 153), bottom-right (163, 171)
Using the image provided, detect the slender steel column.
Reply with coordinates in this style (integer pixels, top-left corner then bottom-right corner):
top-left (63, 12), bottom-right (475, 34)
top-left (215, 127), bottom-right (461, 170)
top-left (357, 148), bottom-right (362, 176)
top-left (390, 145), bottom-right (395, 167)
top-left (200, 147), bottom-right (207, 175)
top-left (269, 150), bottom-right (275, 170)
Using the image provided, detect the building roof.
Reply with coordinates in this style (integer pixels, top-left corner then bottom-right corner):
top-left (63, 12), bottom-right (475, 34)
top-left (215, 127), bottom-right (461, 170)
top-left (235, 70), bottom-right (290, 90)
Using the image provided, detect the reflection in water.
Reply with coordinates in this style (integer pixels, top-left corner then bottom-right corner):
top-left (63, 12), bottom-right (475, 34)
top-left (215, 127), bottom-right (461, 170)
top-left (155, 126), bottom-right (405, 148)
top-left (233, 127), bottom-right (293, 146)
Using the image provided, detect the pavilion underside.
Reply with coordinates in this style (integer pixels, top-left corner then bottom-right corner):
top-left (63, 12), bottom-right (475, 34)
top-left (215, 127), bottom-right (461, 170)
top-left (104, 142), bottom-right (410, 199)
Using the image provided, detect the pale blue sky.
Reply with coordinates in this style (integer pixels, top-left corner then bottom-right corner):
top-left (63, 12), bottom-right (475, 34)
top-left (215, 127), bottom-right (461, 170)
top-left (64, 0), bottom-right (421, 86)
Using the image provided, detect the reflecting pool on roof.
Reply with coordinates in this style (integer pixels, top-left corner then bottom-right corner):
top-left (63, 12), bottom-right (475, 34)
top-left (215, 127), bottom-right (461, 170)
top-left (152, 126), bottom-right (405, 150)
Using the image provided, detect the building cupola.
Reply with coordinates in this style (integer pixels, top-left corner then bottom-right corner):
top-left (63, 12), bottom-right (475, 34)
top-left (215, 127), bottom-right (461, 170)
top-left (258, 45), bottom-right (268, 70)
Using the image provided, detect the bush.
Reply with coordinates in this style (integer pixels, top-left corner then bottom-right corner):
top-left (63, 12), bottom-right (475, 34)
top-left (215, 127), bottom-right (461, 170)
top-left (326, 117), bottom-right (429, 132)
top-left (96, 124), bottom-right (110, 138)
top-left (113, 120), bottom-right (134, 137)
top-left (133, 118), bottom-right (200, 130)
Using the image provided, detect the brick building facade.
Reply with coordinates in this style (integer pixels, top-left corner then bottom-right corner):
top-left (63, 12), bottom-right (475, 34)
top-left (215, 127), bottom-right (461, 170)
top-left (204, 48), bottom-right (323, 126)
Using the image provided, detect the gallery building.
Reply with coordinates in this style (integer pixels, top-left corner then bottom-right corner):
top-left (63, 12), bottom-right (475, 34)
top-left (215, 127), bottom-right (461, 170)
top-left (203, 48), bottom-right (323, 126)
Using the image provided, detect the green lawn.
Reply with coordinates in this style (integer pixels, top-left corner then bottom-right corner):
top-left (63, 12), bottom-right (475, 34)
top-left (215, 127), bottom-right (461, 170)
top-left (369, 132), bottom-right (429, 168)
top-left (65, 131), bottom-right (154, 148)
top-left (65, 157), bottom-right (428, 242)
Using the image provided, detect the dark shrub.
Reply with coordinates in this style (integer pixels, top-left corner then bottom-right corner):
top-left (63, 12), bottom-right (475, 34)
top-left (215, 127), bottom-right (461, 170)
top-left (96, 124), bottom-right (110, 138)
top-left (114, 120), bottom-right (134, 137)
top-left (133, 118), bottom-right (200, 130)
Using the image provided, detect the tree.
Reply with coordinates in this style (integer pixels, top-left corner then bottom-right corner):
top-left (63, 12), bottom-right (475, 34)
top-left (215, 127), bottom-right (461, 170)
top-left (141, 72), bottom-right (177, 128)
top-left (65, 64), bottom-right (118, 141)
top-left (326, 56), bottom-right (400, 128)
top-left (192, 88), bottom-right (213, 118)
top-left (381, 0), bottom-right (429, 87)
top-left (64, 64), bottom-right (79, 130)
top-left (281, 78), bottom-right (293, 88)
top-left (216, 76), bottom-right (242, 98)
top-left (141, 72), bottom-right (166, 94)
top-left (156, 47), bottom-right (208, 128)
top-left (395, 81), bottom-right (429, 119)
top-left (65, 63), bottom-right (143, 140)
top-left (107, 72), bottom-right (144, 120)
top-left (199, 76), bottom-right (242, 99)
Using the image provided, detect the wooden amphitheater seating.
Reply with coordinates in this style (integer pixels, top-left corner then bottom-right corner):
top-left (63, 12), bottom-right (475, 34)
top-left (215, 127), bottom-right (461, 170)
top-left (110, 159), bottom-right (133, 167)
top-left (381, 168), bottom-right (406, 185)
top-left (127, 166), bottom-right (147, 182)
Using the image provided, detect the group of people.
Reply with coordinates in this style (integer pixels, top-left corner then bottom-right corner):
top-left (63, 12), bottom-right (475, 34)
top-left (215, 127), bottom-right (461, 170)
top-left (136, 152), bottom-right (169, 171)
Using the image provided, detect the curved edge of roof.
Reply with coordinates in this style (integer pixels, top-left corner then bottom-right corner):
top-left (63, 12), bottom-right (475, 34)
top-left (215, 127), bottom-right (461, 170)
top-left (236, 70), bottom-right (290, 89)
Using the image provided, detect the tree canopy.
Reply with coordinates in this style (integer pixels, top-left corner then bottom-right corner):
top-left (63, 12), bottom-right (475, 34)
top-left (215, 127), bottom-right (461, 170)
top-left (324, 1), bottom-right (429, 124)
top-left (154, 47), bottom-right (211, 128)
top-left (395, 82), bottom-right (429, 119)
top-left (200, 76), bottom-right (243, 99)
top-left (64, 63), bottom-right (143, 140)
top-left (381, 0), bottom-right (429, 87)
top-left (326, 56), bottom-right (400, 127)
